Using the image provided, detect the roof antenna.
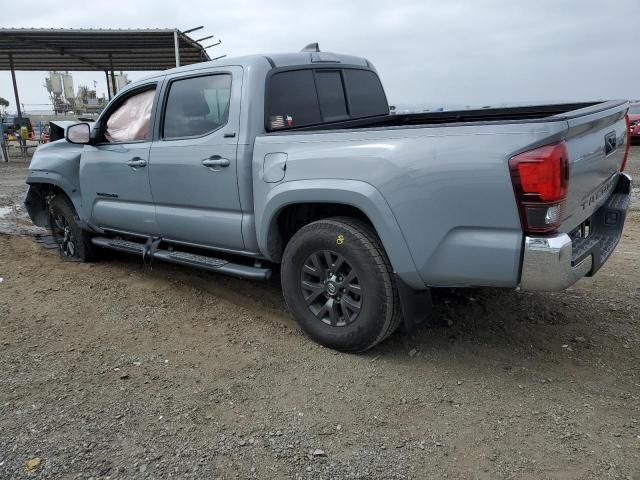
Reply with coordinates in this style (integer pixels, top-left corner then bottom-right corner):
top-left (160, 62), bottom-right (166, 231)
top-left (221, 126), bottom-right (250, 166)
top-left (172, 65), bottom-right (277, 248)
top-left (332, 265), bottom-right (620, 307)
top-left (301, 42), bottom-right (320, 52)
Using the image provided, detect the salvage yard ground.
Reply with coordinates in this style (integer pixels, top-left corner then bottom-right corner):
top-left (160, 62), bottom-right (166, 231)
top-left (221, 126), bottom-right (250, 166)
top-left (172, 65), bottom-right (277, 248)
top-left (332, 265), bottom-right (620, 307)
top-left (0, 149), bottom-right (639, 479)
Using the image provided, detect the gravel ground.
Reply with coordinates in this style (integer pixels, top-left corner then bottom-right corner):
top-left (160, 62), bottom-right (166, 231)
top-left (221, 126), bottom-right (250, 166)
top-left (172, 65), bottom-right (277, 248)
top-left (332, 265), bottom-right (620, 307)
top-left (0, 149), bottom-right (639, 479)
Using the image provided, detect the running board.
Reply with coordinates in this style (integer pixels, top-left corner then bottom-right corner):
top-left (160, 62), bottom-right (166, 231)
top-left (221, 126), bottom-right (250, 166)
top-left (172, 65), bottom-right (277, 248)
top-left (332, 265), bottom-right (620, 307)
top-left (91, 237), bottom-right (272, 281)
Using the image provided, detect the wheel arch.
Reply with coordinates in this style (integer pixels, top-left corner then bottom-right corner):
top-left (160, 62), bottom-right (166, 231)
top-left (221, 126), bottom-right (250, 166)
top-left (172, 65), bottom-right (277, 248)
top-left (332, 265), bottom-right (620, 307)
top-left (257, 179), bottom-right (424, 289)
top-left (24, 177), bottom-right (81, 229)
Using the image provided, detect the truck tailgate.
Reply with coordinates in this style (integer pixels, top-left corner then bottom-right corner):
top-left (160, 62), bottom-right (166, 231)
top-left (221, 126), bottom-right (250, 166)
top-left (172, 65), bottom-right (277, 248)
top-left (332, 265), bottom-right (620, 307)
top-left (560, 100), bottom-right (629, 233)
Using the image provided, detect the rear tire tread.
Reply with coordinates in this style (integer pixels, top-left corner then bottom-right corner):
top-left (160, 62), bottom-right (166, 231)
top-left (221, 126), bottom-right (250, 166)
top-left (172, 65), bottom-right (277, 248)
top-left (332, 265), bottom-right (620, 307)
top-left (324, 216), bottom-right (402, 348)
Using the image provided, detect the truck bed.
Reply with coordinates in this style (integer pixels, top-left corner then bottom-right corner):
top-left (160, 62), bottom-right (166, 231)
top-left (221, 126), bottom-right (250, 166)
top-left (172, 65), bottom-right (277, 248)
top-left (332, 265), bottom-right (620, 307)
top-left (285, 101), bottom-right (609, 132)
top-left (254, 99), bottom-right (629, 289)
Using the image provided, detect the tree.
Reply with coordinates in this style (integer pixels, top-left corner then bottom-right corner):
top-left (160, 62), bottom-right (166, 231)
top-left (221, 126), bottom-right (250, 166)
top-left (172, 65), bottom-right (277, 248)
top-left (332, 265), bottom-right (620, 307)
top-left (0, 97), bottom-right (8, 117)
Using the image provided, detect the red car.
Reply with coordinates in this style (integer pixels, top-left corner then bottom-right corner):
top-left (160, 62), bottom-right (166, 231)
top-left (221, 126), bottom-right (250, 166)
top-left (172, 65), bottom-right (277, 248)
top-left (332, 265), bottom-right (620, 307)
top-left (630, 103), bottom-right (640, 143)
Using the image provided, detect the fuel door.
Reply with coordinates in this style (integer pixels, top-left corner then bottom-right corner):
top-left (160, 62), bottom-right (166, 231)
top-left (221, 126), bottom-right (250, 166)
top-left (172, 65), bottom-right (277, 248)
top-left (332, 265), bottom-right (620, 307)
top-left (263, 152), bottom-right (288, 183)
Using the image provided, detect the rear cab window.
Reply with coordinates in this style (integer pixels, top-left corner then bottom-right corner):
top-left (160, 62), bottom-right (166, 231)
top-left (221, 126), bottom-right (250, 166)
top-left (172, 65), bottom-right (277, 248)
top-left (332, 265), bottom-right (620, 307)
top-left (342, 69), bottom-right (388, 118)
top-left (315, 70), bottom-right (348, 122)
top-left (266, 67), bottom-right (388, 130)
top-left (268, 70), bottom-right (321, 129)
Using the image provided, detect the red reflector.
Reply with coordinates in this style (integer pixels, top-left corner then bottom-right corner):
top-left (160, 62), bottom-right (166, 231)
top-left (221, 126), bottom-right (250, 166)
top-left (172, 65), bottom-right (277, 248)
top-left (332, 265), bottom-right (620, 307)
top-left (509, 142), bottom-right (569, 234)
top-left (621, 114), bottom-right (631, 172)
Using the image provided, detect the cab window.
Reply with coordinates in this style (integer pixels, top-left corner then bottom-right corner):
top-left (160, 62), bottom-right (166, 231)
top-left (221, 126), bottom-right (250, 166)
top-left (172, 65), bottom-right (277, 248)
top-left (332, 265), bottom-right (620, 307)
top-left (342, 69), bottom-right (388, 118)
top-left (267, 70), bottom-right (321, 129)
top-left (163, 74), bottom-right (232, 139)
top-left (266, 68), bottom-right (388, 130)
top-left (315, 70), bottom-right (348, 122)
top-left (104, 88), bottom-right (156, 143)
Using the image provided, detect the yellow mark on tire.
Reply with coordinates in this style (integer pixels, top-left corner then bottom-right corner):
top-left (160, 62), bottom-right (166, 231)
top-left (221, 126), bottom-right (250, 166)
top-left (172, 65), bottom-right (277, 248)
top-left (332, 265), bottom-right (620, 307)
top-left (336, 234), bottom-right (345, 245)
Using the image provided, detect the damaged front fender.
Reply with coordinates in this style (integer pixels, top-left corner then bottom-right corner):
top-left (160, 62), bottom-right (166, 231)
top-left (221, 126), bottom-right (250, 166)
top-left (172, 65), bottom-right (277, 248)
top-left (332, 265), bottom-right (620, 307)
top-left (25, 139), bottom-right (85, 227)
top-left (24, 186), bottom-right (50, 228)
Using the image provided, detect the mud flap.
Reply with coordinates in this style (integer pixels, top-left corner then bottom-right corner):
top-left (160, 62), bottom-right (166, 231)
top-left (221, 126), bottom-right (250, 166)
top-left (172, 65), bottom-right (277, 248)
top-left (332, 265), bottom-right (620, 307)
top-left (396, 276), bottom-right (433, 333)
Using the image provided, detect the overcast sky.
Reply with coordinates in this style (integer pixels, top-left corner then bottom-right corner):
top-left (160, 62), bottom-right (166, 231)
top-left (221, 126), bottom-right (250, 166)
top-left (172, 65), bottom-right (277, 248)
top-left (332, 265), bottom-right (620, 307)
top-left (1, 0), bottom-right (639, 113)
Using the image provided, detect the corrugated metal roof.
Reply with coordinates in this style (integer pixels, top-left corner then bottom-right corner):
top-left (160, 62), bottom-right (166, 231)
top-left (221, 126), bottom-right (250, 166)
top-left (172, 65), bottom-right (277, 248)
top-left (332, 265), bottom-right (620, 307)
top-left (0, 28), bottom-right (210, 71)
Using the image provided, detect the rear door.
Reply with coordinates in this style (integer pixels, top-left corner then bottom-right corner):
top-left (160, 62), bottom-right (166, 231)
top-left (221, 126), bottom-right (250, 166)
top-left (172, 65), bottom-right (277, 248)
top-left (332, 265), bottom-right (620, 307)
top-left (79, 83), bottom-right (161, 235)
top-left (149, 67), bottom-right (244, 250)
top-left (560, 102), bottom-right (628, 232)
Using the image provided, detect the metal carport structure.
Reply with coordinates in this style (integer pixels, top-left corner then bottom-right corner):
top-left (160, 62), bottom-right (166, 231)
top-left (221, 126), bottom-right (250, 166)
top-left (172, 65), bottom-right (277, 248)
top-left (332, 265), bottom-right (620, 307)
top-left (0, 28), bottom-right (214, 116)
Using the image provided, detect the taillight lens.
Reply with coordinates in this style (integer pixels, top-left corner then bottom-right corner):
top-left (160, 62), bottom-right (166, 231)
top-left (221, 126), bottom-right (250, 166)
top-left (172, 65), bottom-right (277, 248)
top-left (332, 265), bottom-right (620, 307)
top-left (621, 114), bottom-right (631, 172)
top-left (509, 142), bottom-right (569, 234)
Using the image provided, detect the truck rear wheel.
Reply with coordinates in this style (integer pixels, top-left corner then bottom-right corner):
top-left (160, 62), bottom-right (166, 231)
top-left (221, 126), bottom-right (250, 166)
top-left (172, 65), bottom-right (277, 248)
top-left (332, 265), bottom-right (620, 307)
top-left (281, 217), bottom-right (402, 352)
top-left (48, 195), bottom-right (96, 262)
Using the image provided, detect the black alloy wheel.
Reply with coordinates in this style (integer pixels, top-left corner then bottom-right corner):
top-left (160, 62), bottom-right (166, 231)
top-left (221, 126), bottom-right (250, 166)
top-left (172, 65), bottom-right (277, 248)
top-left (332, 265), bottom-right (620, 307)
top-left (300, 250), bottom-right (362, 327)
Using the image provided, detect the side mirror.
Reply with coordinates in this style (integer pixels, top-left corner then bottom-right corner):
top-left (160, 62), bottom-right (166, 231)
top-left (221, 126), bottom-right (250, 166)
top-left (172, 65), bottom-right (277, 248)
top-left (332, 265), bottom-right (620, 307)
top-left (66, 123), bottom-right (91, 144)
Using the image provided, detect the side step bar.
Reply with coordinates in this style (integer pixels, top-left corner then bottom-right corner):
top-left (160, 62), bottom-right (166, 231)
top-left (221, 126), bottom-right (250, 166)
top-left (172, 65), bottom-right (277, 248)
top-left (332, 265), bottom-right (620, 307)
top-left (91, 237), bottom-right (272, 281)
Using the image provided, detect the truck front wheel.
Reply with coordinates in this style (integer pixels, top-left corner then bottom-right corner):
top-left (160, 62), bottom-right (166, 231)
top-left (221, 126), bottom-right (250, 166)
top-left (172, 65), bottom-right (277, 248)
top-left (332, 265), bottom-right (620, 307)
top-left (281, 217), bottom-right (402, 352)
top-left (48, 195), bottom-right (96, 262)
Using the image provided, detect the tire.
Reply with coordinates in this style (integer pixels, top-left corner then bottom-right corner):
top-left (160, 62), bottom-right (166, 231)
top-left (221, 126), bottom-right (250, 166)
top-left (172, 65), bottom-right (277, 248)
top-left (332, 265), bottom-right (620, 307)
top-left (48, 195), bottom-right (96, 262)
top-left (281, 216), bottom-right (402, 352)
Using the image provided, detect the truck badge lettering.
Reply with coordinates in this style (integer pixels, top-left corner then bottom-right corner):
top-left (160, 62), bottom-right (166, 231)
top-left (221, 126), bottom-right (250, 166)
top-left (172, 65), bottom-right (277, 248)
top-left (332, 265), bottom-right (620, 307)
top-left (580, 177), bottom-right (615, 210)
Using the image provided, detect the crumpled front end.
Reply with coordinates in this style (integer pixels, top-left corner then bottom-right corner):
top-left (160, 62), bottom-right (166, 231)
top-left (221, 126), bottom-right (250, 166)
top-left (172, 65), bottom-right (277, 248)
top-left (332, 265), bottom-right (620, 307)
top-left (24, 139), bottom-right (85, 228)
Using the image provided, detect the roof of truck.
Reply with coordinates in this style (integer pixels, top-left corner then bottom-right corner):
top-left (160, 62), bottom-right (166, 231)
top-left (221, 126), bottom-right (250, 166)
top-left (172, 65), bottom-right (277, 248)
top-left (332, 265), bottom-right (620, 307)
top-left (263, 51), bottom-right (371, 68)
top-left (168, 51), bottom-right (370, 72)
top-left (118, 50), bottom-right (374, 96)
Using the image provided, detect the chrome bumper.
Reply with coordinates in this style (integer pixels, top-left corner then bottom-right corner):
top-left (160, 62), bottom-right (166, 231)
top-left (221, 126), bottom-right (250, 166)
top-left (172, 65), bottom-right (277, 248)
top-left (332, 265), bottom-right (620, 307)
top-left (520, 234), bottom-right (592, 291)
top-left (520, 173), bottom-right (631, 292)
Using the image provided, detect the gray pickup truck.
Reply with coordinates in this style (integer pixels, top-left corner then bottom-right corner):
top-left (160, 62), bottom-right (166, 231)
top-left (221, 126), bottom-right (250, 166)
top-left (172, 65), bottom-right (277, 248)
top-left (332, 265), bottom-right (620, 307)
top-left (25, 45), bottom-right (633, 352)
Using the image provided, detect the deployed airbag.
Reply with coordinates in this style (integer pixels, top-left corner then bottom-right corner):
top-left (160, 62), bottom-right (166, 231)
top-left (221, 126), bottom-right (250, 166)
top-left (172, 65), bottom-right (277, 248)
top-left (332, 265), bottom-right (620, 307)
top-left (105, 89), bottom-right (155, 143)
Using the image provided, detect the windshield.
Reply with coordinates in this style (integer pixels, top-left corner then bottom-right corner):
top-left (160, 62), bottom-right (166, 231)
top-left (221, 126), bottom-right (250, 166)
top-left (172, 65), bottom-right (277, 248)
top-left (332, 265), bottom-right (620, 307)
top-left (629, 105), bottom-right (640, 115)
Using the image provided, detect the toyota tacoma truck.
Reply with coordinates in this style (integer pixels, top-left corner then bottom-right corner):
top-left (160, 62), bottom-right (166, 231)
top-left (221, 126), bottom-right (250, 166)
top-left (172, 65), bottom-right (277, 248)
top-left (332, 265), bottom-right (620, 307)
top-left (25, 44), bottom-right (633, 352)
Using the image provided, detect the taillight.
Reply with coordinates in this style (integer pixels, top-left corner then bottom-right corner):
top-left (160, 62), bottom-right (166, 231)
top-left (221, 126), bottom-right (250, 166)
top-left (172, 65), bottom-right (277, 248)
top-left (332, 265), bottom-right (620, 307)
top-left (509, 142), bottom-right (569, 234)
top-left (621, 114), bottom-right (631, 172)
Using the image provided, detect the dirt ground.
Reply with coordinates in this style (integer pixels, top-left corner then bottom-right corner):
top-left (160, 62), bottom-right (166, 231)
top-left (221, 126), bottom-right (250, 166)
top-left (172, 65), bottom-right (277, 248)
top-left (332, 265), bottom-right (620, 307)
top-left (1, 149), bottom-right (639, 479)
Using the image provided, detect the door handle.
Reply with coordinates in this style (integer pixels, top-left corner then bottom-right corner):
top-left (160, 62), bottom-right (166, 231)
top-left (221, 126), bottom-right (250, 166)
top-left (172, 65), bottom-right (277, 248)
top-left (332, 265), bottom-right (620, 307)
top-left (202, 156), bottom-right (230, 168)
top-left (127, 157), bottom-right (147, 168)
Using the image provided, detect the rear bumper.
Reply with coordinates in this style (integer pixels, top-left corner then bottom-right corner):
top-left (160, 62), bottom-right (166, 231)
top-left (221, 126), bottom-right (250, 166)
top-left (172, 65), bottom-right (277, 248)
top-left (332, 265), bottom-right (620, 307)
top-left (520, 173), bottom-right (632, 291)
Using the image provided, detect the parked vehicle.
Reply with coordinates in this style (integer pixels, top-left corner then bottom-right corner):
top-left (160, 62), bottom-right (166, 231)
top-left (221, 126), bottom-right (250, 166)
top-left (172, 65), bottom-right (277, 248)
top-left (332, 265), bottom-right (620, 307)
top-left (24, 45), bottom-right (633, 352)
top-left (4, 115), bottom-right (33, 136)
top-left (629, 103), bottom-right (640, 143)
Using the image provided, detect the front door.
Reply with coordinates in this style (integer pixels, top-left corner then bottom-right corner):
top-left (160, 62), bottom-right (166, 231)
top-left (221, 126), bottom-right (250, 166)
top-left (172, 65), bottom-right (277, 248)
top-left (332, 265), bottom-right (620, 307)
top-left (149, 67), bottom-right (244, 250)
top-left (80, 83), bottom-right (161, 235)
